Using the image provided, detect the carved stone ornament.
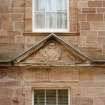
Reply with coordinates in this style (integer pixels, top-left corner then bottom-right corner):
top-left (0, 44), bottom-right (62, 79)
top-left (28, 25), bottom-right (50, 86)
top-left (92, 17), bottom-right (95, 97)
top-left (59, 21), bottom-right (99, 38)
top-left (16, 34), bottom-right (88, 65)
top-left (39, 42), bottom-right (62, 62)
top-left (23, 40), bottom-right (84, 64)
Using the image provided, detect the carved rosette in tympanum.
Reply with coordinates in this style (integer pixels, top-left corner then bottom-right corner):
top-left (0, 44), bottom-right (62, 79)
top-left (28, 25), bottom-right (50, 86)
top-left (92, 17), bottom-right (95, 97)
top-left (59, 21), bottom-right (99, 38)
top-left (39, 42), bottom-right (62, 62)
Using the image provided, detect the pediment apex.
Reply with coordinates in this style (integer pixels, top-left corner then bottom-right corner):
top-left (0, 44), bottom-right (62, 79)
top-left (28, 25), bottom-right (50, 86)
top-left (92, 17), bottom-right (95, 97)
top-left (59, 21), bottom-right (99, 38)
top-left (12, 33), bottom-right (92, 65)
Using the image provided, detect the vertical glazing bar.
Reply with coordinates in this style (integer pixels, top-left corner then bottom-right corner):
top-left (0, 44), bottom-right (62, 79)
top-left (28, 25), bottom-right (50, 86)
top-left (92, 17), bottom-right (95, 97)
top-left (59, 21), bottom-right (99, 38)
top-left (56, 90), bottom-right (58, 105)
top-left (32, 0), bottom-right (35, 31)
top-left (67, 0), bottom-right (70, 31)
top-left (68, 89), bottom-right (70, 105)
top-left (32, 90), bottom-right (34, 105)
top-left (45, 0), bottom-right (47, 31)
top-left (45, 90), bottom-right (46, 105)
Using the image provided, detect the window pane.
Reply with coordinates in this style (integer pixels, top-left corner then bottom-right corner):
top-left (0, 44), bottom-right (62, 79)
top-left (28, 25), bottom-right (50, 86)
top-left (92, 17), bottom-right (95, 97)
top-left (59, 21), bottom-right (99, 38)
top-left (58, 90), bottom-right (68, 105)
top-left (46, 12), bottom-right (57, 29)
top-left (46, 90), bottom-right (56, 105)
top-left (56, 0), bottom-right (67, 11)
top-left (57, 12), bottom-right (67, 29)
top-left (34, 0), bottom-right (46, 12)
top-left (34, 13), bottom-right (45, 29)
top-left (46, 0), bottom-right (67, 12)
top-left (47, 0), bottom-right (57, 11)
top-left (34, 90), bottom-right (45, 105)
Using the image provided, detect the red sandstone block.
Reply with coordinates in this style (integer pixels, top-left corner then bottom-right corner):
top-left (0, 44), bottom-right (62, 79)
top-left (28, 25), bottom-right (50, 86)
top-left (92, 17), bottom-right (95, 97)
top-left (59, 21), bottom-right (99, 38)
top-left (88, 1), bottom-right (103, 7)
top-left (0, 0), bottom-right (12, 7)
top-left (25, 7), bottom-right (32, 19)
top-left (25, 0), bottom-right (32, 7)
top-left (12, 13), bottom-right (24, 21)
top-left (97, 8), bottom-right (105, 13)
top-left (103, 1), bottom-right (105, 7)
top-left (87, 14), bottom-right (103, 21)
top-left (0, 36), bottom-right (14, 43)
top-left (0, 98), bottom-right (12, 105)
top-left (78, 14), bottom-right (87, 21)
top-left (70, 23), bottom-right (78, 32)
top-left (8, 31), bottom-right (21, 36)
top-left (14, 21), bottom-right (24, 32)
top-left (103, 14), bottom-right (105, 21)
top-left (80, 22), bottom-right (90, 30)
top-left (82, 8), bottom-right (96, 14)
top-left (13, 7), bottom-right (24, 13)
top-left (98, 31), bottom-right (105, 37)
top-left (90, 22), bottom-right (105, 31)
top-left (0, 7), bottom-right (12, 13)
top-left (13, 0), bottom-right (25, 7)
top-left (25, 19), bottom-right (32, 32)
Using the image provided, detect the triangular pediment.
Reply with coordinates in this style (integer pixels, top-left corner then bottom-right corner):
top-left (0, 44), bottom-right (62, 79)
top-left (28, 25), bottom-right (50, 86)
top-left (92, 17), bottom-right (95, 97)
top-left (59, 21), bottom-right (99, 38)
top-left (13, 34), bottom-right (92, 66)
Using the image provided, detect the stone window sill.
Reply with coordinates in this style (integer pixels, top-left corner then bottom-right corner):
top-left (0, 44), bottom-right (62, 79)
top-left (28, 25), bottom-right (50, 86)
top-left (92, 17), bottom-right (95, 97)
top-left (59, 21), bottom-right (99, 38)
top-left (23, 32), bottom-right (80, 36)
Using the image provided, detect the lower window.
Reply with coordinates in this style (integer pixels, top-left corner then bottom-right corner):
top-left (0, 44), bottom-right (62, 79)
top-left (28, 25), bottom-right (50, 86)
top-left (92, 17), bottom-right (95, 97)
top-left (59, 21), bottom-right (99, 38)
top-left (33, 89), bottom-right (69, 105)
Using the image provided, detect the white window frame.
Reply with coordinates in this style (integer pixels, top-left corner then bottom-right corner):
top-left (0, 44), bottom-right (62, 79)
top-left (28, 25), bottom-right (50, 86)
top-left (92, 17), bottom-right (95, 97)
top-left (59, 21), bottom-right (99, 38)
top-left (32, 0), bottom-right (70, 32)
top-left (32, 88), bottom-right (70, 105)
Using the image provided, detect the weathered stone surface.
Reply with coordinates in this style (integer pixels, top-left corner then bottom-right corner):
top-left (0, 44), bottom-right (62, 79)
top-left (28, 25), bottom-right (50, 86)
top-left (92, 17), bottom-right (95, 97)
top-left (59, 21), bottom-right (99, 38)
top-left (0, 0), bottom-right (105, 59)
top-left (20, 38), bottom-right (85, 65)
top-left (72, 97), bottom-right (93, 105)
top-left (0, 0), bottom-right (105, 105)
top-left (0, 67), bottom-right (104, 105)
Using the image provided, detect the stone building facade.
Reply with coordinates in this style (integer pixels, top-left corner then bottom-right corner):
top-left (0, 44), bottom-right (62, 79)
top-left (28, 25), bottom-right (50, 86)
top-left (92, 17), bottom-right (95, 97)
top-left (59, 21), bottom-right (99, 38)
top-left (0, 0), bottom-right (105, 105)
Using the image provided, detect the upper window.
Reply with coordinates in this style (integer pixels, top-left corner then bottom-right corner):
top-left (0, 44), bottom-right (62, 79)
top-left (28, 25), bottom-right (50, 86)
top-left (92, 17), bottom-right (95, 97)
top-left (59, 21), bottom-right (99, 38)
top-left (32, 0), bottom-right (69, 32)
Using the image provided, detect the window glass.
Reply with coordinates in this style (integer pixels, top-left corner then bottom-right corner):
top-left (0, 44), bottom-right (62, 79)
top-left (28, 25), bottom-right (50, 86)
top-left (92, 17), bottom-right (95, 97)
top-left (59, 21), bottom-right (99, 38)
top-left (34, 90), bottom-right (45, 105)
top-left (58, 90), bottom-right (68, 105)
top-left (34, 13), bottom-right (45, 28)
top-left (46, 90), bottom-right (56, 105)
top-left (34, 89), bottom-right (69, 105)
top-left (33, 0), bottom-right (69, 32)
